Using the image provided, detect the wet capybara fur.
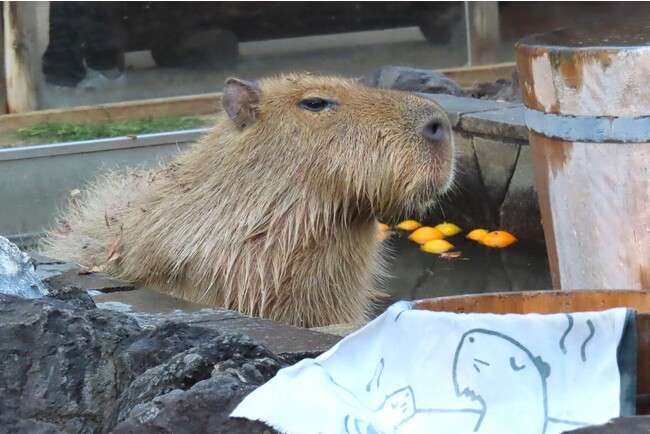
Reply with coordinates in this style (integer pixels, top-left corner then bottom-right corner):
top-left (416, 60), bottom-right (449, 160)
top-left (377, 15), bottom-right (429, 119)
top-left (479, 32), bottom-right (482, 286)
top-left (41, 74), bottom-right (455, 327)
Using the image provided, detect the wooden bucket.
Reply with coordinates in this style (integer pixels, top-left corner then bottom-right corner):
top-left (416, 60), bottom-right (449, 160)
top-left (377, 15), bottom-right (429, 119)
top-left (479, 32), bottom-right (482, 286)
top-left (515, 23), bottom-right (650, 289)
top-left (415, 290), bottom-right (650, 414)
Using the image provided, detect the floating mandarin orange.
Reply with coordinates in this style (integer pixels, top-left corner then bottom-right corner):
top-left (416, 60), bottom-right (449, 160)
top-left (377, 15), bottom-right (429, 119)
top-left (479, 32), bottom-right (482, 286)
top-left (408, 226), bottom-right (445, 244)
top-left (434, 222), bottom-right (462, 236)
top-left (481, 230), bottom-right (517, 248)
top-left (421, 239), bottom-right (454, 254)
top-left (466, 228), bottom-right (489, 242)
top-left (395, 220), bottom-right (421, 231)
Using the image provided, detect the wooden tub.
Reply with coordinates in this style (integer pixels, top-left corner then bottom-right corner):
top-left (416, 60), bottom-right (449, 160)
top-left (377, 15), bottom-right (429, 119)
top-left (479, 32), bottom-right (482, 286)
top-left (415, 290), bottom-right (650, 414)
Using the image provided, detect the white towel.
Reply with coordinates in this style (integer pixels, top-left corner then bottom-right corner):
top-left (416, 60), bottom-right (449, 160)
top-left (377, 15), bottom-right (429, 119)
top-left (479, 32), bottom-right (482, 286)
top-left (231, 301), bottom-right (634, 434)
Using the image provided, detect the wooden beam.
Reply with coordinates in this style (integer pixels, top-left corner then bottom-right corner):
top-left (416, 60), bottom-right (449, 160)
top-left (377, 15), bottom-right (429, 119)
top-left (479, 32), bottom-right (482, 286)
top-left (0, 92), bottom-right (223, 133)
top-left (465, 1), bottom-right (501, 66)
top-left (0, 4), bottom-right (6, 114)
top-left (438, 61), bottom-right (515, 87)
top-left (4, 2), bottom-right (47, 113)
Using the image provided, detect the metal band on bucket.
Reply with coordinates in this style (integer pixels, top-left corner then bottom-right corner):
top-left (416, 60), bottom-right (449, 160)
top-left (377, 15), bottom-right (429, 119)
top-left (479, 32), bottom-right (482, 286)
top-left (524, 107), bottom-right (650, 143)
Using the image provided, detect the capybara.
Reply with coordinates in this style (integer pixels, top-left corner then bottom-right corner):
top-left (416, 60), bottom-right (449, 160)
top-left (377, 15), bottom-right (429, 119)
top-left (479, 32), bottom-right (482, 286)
top-left (41, 73), bottom-right (455, 327)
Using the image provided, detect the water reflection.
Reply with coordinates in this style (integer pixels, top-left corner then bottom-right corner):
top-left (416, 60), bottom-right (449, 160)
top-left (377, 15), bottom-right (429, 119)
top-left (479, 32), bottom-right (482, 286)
top-left (383, 232), bottom-right (552, 306)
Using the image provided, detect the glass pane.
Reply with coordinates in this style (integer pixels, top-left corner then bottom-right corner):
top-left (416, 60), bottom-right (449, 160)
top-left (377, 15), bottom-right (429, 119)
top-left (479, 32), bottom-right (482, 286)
top-left (40, 2), bottom-right (468, 108)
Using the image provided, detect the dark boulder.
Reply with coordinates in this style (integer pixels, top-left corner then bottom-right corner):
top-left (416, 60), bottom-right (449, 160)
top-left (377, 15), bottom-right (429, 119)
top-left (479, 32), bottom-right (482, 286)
top-left (563, 416), bottom-right (650, 433)
top-left (0, 294), bottom-right (285, 433)
top-left (112, 324), bottom-right (284, 429)
top-left (0, 294), bottom-right (140, 433)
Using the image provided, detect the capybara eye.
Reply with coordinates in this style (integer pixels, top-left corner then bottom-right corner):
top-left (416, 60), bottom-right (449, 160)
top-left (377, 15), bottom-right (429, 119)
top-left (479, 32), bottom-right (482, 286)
top-left (422, 119), bottom-right (445, 142)
top-left (299, 98), bottom-right (336, 112)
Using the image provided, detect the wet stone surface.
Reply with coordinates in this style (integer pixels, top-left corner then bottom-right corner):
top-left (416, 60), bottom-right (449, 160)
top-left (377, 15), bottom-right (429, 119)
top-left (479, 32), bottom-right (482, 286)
top-left (420, 93), bottom-right (520, 127)
top-left (94, 288), bottom-right (341, 362)
top-left (0, 236), bottom-right (48, 298)
top-left (460, 105), bottom-right (527, 140)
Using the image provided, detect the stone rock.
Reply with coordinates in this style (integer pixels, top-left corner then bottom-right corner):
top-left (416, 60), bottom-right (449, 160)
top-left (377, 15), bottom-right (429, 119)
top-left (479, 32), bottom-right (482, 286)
top-left (112, 324), bottom-right (285, 424)
top-left (112, 373), bottom-right (279, 434)
top-left (45, 279), bottom-right (97, 310)
top-left (361, 65), bottom-right (462, 96)
top-left (0, 293), bottom-right (291, 434)
top-left (0, 415), bottom-right (69, 434)
top-left (420, 93), bottom-right (520, 127)
top-left (460, 106), bottom-right (528, 141)
top-left (33, 262), bottom-right (84, 281)
top-left (93, 288), bottom-right (341, 363)
top-left (473, 136), bottom-right (520, 224)
top-left (499, 146), bottom-right (545, 243)
top-left (0, 294), bottom-right (141, 433)
top-left (0, 236), bottom-right (48, 298)
top-left (563, 416), bottom-right (650, 433)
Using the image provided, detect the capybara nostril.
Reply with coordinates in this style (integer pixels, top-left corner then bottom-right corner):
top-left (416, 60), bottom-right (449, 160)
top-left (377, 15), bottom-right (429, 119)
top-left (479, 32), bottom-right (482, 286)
top-left (421, 119), bottom-right (446, 142)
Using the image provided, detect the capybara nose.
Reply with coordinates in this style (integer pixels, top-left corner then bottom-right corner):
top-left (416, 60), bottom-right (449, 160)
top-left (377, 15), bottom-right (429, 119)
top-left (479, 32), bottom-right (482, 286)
top-left (421, 118), bottom-right (446, 143)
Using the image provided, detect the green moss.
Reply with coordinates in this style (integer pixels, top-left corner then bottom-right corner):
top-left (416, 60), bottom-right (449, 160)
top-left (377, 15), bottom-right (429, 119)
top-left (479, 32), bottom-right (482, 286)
top-left (16, 117), bottom-right (209, 143)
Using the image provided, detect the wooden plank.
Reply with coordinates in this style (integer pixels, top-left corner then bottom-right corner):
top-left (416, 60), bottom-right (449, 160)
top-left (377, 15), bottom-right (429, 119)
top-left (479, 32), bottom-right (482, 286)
top-left (437, 61), bottom-right (515, 87)
top-left (0, 4), bottom-right (6, 114)
top-left (0, 92), bottom-right (223, 133)
top-left (465, 1), bottom-right (501, 66)
top-left (4, 2), bottom-right (44, 113)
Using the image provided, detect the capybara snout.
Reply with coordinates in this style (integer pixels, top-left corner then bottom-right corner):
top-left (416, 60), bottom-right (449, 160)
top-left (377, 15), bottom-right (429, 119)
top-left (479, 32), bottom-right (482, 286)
top-left (41, 73), bottom-right (455, 327)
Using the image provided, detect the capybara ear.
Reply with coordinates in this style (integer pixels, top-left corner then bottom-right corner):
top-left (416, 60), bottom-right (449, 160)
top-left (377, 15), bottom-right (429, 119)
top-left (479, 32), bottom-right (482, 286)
top-left (223, 78), bottom-right (262, 129)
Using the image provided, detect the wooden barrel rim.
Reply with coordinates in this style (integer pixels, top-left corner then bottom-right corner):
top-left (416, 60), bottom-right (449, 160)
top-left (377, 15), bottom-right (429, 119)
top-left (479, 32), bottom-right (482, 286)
top-left (415, 290), bottom-right (650, 314)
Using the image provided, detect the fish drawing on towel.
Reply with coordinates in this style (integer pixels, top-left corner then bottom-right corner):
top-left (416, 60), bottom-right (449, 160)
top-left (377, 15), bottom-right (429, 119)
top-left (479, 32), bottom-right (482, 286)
top-left (343, 385), bottom-right (417, 434)
top-left (338, 358), bottom-right (482, 434)
top-left (328, 317), bottom-right (597, 433)
top-left (453, 329), bottom-right (589, 434)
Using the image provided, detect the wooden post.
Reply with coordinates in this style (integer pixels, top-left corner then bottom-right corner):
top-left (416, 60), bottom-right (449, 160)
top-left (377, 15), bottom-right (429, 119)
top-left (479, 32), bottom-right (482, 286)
top-left (4, 1), bottom-right (49, 113)
top-left (0, 4), bottom-right (6, 114)
top-left (464, 1), bottom-right (501, 66)
top-left (517, 23), bottom-right (650, 290)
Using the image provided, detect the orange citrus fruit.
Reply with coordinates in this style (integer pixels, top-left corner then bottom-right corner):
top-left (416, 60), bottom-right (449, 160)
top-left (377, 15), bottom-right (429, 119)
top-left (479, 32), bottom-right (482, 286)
top-left (466, 229), bottom-right (489, 242)
top-left (421, 239), bottom-right (454, 254)
top-left (434, 222), bottom-right (462, 236)
top-left (481, 230), bottom-right (517, 248)
top-left (395, 220), bottom-right (421, 231)
top-left (408, 226), bottom-right (445, 244)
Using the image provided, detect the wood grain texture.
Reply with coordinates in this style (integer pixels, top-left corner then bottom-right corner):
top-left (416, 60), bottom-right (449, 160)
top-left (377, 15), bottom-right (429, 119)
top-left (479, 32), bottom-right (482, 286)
top-left (517, 26), bottom-right (650, 293)
top-left (0, 92), bottom-right (223, 133)
top-left (3, 2), bottom-right (47, 113)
